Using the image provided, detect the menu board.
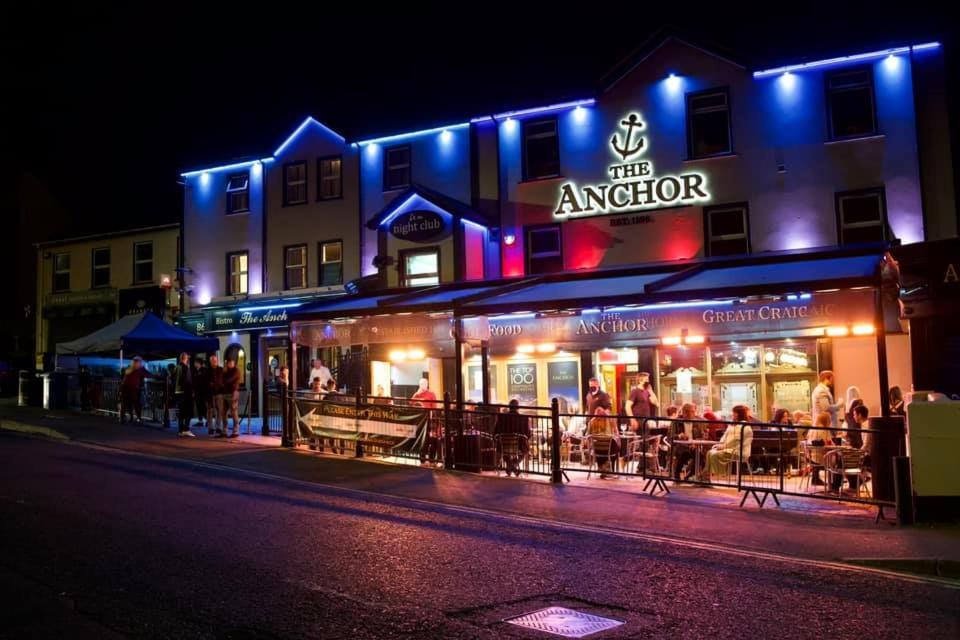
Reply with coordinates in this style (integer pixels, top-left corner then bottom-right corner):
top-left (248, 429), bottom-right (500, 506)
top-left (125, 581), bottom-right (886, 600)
top-left (507, 362), bottom-right (538, 406)
top-left (547, 361), bottom-right (580, 413)
top-left (772, 379), bottom-right (812, 413)
top-left (720, 382), bottom-right (759, 417)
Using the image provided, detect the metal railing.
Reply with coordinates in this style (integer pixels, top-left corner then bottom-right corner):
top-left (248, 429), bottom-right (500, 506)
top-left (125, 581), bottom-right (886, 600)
top-left (279, 391), bottom-right (900, 510)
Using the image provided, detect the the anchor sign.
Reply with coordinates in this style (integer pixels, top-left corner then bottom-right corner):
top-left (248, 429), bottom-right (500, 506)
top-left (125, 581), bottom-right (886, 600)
top-left (610, 113), bottom-right (646, 161)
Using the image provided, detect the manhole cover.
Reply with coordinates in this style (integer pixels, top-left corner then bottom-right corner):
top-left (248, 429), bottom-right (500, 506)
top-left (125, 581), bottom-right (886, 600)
top-left (505, 606), bottom-right (624, 638)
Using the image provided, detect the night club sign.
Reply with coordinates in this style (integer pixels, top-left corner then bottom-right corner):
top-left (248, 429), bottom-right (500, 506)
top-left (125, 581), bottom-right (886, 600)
top-left (389, 210), bottom-right (450, 243)
top-left (554, 112), bottom-right (711, 218)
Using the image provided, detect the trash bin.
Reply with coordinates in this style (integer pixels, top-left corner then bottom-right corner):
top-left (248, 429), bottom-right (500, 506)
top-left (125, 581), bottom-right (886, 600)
top-left (42, 372), bottom-right (69, 410)
top-left (18, 370), bottom-right (36, 407)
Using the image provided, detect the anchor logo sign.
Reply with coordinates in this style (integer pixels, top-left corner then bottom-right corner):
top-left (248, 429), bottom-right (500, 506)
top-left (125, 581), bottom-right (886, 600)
top-left (610, 113), bottom-right (646, 161)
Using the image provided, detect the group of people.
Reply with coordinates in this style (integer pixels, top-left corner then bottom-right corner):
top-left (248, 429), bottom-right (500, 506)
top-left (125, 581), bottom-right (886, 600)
top-left (119, 353), bottom-right (242, 438)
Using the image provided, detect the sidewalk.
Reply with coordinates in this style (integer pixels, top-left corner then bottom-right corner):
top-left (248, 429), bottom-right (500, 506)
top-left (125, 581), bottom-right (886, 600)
top-left (3, 400), bottom-right (959, 570)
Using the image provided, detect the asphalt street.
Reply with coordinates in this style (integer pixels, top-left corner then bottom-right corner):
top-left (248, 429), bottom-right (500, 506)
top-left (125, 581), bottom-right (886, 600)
top-left (1, 432), bottom-right (957, 639)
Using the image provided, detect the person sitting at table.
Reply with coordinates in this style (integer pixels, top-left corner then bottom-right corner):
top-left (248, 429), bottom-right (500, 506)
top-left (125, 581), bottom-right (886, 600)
top-left (702, 410), bottom-right (724, 440)
top-left (702, 405), bottom-right (752, 481)
top-left (772, 408), bottom-right (793, 425)
top-left (807, 412), bottom-right (834, 445)
top-left (587, 407), bottom-right (619, 478)
top-left (494, 399), bottom-right (532, 475)
top-left (673, 403), bottom-right (707, 481)
top-left (656, 405), bottom-right (680, 431)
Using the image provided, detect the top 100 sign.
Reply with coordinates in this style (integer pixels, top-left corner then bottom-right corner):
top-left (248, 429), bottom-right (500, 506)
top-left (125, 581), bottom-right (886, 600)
top-left (554, 112), bottom-right (711, 218)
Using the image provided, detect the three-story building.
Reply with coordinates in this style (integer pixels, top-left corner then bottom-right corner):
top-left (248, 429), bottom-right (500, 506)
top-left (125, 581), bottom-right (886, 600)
top-left (182, 34), bottom-right (957, 416)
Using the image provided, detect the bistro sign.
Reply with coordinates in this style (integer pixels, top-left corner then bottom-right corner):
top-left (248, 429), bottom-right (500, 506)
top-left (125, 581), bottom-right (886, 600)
top-left (555, 112), bottom-right (711, 218)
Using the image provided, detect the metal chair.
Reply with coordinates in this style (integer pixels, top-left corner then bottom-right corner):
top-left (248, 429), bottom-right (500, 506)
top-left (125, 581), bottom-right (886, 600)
top-left (624, 434), bottom-right (662, 476)
top-left (495, 433), bottom-right (528, 477)
top-left (586, 435), bottom-right (617, 479)
top-left (824, 448), bottom-right (869, 497)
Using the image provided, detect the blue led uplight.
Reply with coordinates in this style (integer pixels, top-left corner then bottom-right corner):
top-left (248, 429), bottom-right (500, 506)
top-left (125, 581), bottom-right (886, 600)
top-left (753, 42), bottom-right (940, 78)
top-left (357, 122), bottom-right (470, 147)
top-left (181, 159), bottom-right (262, 178)
top-left (471, 99), bottom-right (596, 123)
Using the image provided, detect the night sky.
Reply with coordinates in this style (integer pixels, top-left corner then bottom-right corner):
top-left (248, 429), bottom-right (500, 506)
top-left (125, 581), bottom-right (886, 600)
top-left (5, 5), bottom-right (954, 234)
top-left (1, 4), bottom-right (956, 360)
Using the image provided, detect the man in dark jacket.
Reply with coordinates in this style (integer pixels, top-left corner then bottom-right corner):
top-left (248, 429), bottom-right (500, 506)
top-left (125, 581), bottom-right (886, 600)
top-left (494, 399), bottom-right (532, 475)
top-left (221, 358), bottom-right (242, 438)
top-left (174, 352), bottom-right (195, 437)
top-left (584, 377), bottom-right (612, 416)
top-left (207, 355), bottom-right (224, 436)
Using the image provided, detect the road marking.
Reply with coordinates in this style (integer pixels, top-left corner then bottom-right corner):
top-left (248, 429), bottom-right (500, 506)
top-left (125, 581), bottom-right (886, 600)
top-left (5, 429), bottom-right (960, 590)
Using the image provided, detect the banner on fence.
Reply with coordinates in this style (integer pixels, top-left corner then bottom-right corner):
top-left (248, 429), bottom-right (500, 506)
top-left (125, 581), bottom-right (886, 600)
top-left (295, 398), bottom-right (430, 443)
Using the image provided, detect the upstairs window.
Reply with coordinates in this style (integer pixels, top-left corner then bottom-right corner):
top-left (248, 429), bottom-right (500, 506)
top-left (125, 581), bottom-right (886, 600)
top-left (226, 173), bottom-right (250, 214)
top-left (401, 248), bottom-right (439, 287)
top-left (317, 156), bottom-right (342, 200)
top-left (227, 251), bottom-right (249, 295)
top-left (319, 240), bottom-right (343, 286)
top-left (283, 161), bottom-right (308, 205)
top-left (687, 88), bottom-right (732, 158)
top-left (384, 145), bottom-right (411, 191)
top-left (522, 118), bottom-right (560, 180)
top-left (53, 253), bottom-right (70, 292)
top-left (704, 204), bottom-right (751, 257)
top-left (525, 225), bottom-right (563, 274)
top-left (836, 188), bottom-right (887, 244)
top-left (91, 247), bottom-right (110, 288)
top-left (284, 245), bottom-right (307, 290)
top-left (133, 241), bottom-right (154, 284)
top-left (826, 68), bottom-right (877, 140)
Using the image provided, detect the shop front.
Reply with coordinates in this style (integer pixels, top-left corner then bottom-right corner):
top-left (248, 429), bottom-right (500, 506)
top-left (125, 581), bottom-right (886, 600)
top-left (177, 294), bottom-right (340, 416)
top-left (458, 247), bottom-right (909, 421)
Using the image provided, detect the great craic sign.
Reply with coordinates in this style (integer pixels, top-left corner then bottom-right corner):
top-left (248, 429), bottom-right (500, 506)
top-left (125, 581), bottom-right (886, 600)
top-left (555, 112), bottom-right (711, 218)
top-left (389, 210), bottom-right (449, 243)
top-left (487, 290), bottom-right (875, 345)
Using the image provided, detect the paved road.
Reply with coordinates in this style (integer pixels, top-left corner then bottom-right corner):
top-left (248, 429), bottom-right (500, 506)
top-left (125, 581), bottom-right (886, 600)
top-left (1, 433), bottom-right (957, 639)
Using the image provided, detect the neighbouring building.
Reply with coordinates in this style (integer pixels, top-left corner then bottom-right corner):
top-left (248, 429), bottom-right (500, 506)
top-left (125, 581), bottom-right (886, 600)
top-left (35, 224), bottom-right (180, 368)
top-left (181, 34), bottom-right (957, 416)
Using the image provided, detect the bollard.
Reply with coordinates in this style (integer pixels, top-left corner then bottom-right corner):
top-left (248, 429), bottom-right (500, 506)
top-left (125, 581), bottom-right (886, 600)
top-left (893, 456), bottom-right (915, 526)
top-left (550, 398), bottom-right (562, 484)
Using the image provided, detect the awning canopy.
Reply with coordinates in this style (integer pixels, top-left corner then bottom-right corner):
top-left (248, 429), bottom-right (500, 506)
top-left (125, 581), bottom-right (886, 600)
top-left (459, 248), bottom-right (886, 315)
top-left (56, 312), bottom-right (219, 357)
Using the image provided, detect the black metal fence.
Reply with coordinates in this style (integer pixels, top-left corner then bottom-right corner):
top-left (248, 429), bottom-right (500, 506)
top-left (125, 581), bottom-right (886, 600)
top-left (282, 391), bottom-right (900, 510)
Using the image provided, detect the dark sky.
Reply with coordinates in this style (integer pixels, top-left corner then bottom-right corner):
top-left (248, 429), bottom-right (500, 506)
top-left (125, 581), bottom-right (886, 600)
top-left (3, 3), bottom-right (955, 238)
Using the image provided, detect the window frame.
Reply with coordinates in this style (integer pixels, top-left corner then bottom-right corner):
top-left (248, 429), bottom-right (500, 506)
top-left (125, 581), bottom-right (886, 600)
top-left (318, 239), bottom-right (344, 286)
top-left (399, 246), bottom-right (440, 288)
top-left (91, 247), bottom-right (111, 289)
top-left (225, 172), bottom-right (251, 214)
top-left (282, 161), bottom-right (308, 206)
top-left (52, 252), bottom-right (71, 292)
top-left (383, 145), bottom-right (412, 192)
top-left (521, 117), bottom-right (561, 181)
top-left (685, 87), bottom-right (734, 160)
top-left (133, 241), bottom-right (154, 284)
top-left (825, 66), bottom-right (878, 141)
top-left (283, 243), bottom-right (308, 290)
top-left (703, 202), bottom-right (752, 257)
top-left (524, 223), bottom-right (564, 275)
top-left (226, 250), bottom-right (249, 296)
top-left (835, 187), bottom-right (888, 245)
top-left (316, 155), bottom-right (343, 201)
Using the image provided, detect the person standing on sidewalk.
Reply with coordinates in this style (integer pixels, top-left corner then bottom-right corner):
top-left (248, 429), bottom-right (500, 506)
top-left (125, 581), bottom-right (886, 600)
top-left (120, 356), bottom-right (152, 423)
top-left (173, 352), bottom-right (195, 438)
top-left (221, 358), bottom-right (242, 438)
top-left (192, 358), bottom-right (209, 430)
top-left (584, 377), bottom-right (612, 416)
top-left (207, 355), bottom-right (224, 437)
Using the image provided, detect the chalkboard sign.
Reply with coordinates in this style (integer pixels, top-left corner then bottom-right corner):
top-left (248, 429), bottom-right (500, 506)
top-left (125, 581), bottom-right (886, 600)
top-left (389, 210), bottom-right (449, 243)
